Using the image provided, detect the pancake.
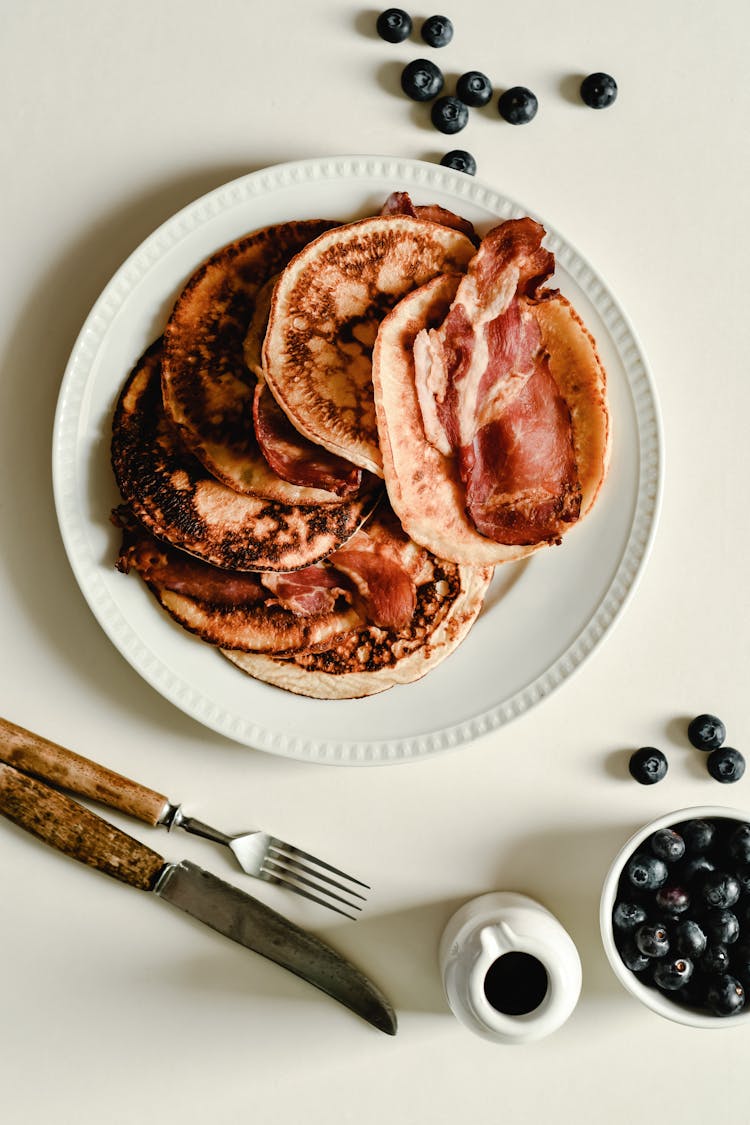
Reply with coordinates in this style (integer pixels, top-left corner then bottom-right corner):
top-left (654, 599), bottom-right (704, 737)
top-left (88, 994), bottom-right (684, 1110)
top-left (111, 341), bottom-right (381, 573)
top-left (262, 215), bottom-right (476, 476)
top-left (113, 508), bottom-right (362, 652)
top-left (161, 219), bottom-right (349, 504)
top-left (222, 558), bottom-right (492, 699)
top-left (372, 239), bottom-right (610, 565)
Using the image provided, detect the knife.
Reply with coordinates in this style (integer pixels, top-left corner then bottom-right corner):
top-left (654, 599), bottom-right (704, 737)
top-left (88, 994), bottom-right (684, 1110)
top-left (0, 761), bottom-right (397, 1035)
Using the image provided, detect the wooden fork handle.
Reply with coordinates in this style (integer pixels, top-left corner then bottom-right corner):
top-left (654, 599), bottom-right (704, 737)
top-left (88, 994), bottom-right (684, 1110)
top-left (0, 716), bottom-right (170, 827)
top-left (0, 762), bottom-right (166, 890)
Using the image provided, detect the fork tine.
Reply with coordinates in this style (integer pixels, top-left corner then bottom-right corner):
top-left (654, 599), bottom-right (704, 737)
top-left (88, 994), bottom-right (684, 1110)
top-left (262, 856), bottom-right (365, 912)
top-left (268, 836), bottom-right (370, 889)
top-left (262, 869), bottom-right (360, 921)
top-left (266, 846), bottom-right (368, 901)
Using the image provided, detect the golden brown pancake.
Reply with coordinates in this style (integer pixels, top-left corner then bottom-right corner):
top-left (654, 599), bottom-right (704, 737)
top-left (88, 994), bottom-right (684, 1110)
top-left (162, 220), bottom-right (348, 503)
top-left (262, 215), bottom-right (476, 476)
top-left (372, 276), bottom-right (610, 565)
top-left (113, 508), bottom-right (362, 652)
top-left (223, 558), bottom-right (493, 699)
top-left (111, 341), bottom-right (381, 572)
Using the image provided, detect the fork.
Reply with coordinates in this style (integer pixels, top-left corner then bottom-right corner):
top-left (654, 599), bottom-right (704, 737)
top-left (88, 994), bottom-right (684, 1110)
top-left (0, 716), bottom-right (368, 920)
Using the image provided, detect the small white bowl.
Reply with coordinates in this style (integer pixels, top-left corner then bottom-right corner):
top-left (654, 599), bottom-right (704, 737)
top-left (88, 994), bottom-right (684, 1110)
top-left (600, 805), bottom-right (750, 1028)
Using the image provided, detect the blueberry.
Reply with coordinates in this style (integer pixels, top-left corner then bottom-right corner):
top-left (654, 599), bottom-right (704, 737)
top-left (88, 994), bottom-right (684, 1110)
top-left (707, 747), bottom-right (746, 783)
top-left (728, 824), bottom-right (750, 863)
top-left (439, 149), bottom-right (476, 175)
top-left (699, 944), bottom-right (731, 974)
top-left (706, 974), bottom-right (745, 1016)
top-left (431, 95), bottom-right (468, 134)
top-left (687, 713), bottom-right (726, 750)
top-left (679, 855), bottom-right (715, 884)
top-left (376, 8), bottom-right (413, 42)
top-left (653, 956), bottom-right (694, 992)
top-left (730, 941), bottom-right (750, 986)
top-left (626, 852), bottom-right (668, 892)
top-left (613, 902), bottom-right (648, 932)
top-left (734, 864), bottom-right (750, 895)
top-left (700, 871), bottom-right (741, 910)
top-left (618, 936), bottom-right (651, 974)
top-left (401, 59), bottom-right (444, 101)
top-left (579, 72), bottom-right (618, 110)
top-left (628, 746), bottom-right (667, 785)
top-left (635, 922), bottom-right (670, 958)
top-left (456, 70), bottom-right (492, 108)
top-left (674, 919), bottom-right (707, 959)
top-left (680, 819), bottom-right (715, 854)
top-left (420, 14), bottom-right (453, 48)
top-left (656, 885), bottom-right (690, 916)
top-left (650, 828), bottom-right (685, 862)
top-left (497, 86), bottom-right (538, 125)
top-left (705, 909), bottom-right (740, 945)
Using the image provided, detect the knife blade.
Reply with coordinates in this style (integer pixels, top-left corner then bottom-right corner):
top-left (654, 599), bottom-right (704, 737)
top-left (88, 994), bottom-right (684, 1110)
top-left (0, 761), bottom-right (396, 1035)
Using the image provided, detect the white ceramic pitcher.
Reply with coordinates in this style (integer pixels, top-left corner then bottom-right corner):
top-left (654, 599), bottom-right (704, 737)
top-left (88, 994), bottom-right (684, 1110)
top-left (439, 892), bottom-right (582, 1044)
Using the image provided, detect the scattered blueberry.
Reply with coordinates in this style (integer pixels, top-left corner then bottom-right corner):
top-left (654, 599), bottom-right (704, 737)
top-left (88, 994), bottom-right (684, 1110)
top-left (628, 746), bottom-right (668, 785)
top-left (401, 58), bottom-right (444, 101)
top-left (635, 922), bottom-right (670, 959)
top-left (687, 713), bottom-right (726, 751)
top-left (706, 974), bottom-right (745, 1016)
top-left (376, 8), bottom-right (413, 43)
top-left (674, 919), bottom-right (707, 959)
top-left (650, 828), bottom-right (685, 862)
top-left (431, 95), bottom-right (469, 134)
top-left (613, 902), bottom-right (647, 932)
top-left (579, 72), bottom-right (618, 110)
top-left (653, 956), bottom-right (693, 991)
top-left (680, 819), bottom-right (715, 854)
top-left (497, 86), bottom-right (538, 125)
top-left (705, 909), bottom-right (740, 946)
top-left (656, 885), bottom-right (690, 916)
top-left (707, 746), bottom-right (746, 783)
top-left (456, 70), bottom-right (492, 108)
top-left (728, 824), bottom-right (750, 863)
top-left (626, 852), bottom-right (668, 892)
top-left (420, 14), bottom-right (453, 48)
top-left (439, 149), bottom-right (476, 175)
top-left (699, 871), bottom-right (740, 910)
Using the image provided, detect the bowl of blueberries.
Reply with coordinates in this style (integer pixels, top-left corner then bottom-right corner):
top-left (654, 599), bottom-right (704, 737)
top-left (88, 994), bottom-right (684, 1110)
top-left (600, 806), bottom-right (750, 1026)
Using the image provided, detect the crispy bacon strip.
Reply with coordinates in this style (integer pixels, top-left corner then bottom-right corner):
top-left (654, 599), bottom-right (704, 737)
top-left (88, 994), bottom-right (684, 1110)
top-left (116, 516), bottom-right (266, 607)
top-left (260, 565), bottom-right (354, 617)
top-left (253, 380), bottom-right (362, 497)
top-left (413, 218), bottom-right (582, 546)
top-left (381, 191), bottom-right (479, 245)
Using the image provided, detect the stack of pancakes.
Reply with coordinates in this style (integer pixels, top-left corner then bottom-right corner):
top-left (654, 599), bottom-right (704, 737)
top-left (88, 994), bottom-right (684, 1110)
top-left (111, 206), bottom-right (494, 698)
top-left (112, 197), bottom-right (609, 699)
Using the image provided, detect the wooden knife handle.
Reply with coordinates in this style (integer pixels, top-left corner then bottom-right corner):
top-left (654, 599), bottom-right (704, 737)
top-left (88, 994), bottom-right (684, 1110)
top-left (0, 763), bottom-right (166, 890)
top-left (0, 716), bottom-right (170, 827)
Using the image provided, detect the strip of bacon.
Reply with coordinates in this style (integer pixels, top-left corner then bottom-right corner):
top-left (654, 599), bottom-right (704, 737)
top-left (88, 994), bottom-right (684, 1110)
top-left (260, 565), bottom-right (354, 617)
top-left (460, 357), bottom-right (581, 544)
top-left (325, 513), bottom-right (421, 630)
top-left (253, 380), bottom-right (362, 496)
top-left (380, 191), bottom-right (479, 245)
top-left (116, 522), bottom-right (267, 607)
top-left (412, 218), bottom-right (582, 546)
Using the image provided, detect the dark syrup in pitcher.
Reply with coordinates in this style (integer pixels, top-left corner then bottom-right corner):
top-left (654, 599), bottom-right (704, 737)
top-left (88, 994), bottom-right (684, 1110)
top-left (483, 951), bottom-right (549, 1016)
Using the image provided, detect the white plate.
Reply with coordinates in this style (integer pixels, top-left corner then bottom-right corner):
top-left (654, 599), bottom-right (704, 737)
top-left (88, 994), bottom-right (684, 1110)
top-left (53, 155), bottom-right (662, 765)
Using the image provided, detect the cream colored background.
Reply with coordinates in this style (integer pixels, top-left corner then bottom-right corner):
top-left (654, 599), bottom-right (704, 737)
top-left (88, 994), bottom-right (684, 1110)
top-left (1, 2), bottom-right (749, 1122)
